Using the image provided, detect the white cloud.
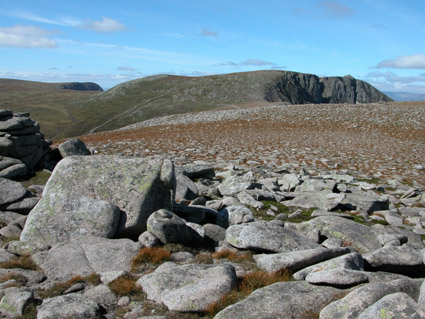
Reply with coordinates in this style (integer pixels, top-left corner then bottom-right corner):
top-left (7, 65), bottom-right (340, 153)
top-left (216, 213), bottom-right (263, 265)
top-left (84, 17), bottom-right (126, 33)
top-left (0, 25), bottom-right (57, 48)
top-left (376, 54), bottom-right (425, 69)
top-left (363, 71), bottom-right (425, 93)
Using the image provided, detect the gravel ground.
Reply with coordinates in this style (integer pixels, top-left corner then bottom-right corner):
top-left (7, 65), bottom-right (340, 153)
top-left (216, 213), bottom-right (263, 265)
top-left (81, 102), bottom-right (425, 185)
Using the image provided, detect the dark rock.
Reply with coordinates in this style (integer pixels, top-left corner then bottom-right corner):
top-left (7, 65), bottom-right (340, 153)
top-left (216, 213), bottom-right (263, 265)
top-left (58, 138), bottom-right (91, 157)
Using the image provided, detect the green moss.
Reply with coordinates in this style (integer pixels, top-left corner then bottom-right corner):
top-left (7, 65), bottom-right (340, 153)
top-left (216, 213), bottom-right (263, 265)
top-left (20, 170), bottom-right (51, 188)
top-left (253, 201), bottom-right (291, 221)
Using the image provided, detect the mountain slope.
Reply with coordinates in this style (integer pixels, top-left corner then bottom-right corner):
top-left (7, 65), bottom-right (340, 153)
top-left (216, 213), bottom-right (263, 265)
top-left (0, 79), bottom-right (102, 138)
top-left (0, 71), bottom-right (392, 139)
top-left (64, 70), bottom-right (392, 137)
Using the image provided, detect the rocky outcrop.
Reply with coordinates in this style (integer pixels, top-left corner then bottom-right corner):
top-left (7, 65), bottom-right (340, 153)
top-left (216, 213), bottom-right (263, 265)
top-left (265, 73), bottom-right (392, 104)
top-left (20, 155), bottom-right (175, 248)
top-left (58, 82), bottom-right (103, 91)
top-left (0, 110), bottom-right (53, 174)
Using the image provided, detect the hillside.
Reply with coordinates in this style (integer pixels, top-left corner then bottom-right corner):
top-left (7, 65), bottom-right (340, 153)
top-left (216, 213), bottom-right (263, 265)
top-left (0, 79), bottom-right (102, 138)
top-left (0, 71), bottom-right (392, 139)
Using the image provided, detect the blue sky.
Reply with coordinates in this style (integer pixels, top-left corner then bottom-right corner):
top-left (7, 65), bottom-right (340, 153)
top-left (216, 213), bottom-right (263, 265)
top-left (1, 0), bottom-right (425, 92)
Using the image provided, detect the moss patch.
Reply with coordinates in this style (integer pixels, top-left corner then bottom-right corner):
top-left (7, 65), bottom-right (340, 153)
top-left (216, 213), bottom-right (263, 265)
top-left (20, 170), bottom-right (51, 188)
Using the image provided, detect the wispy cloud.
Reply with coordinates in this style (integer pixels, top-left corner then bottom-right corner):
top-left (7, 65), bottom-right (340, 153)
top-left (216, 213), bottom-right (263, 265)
top-left (118, 66), bottom-right (137, 71)
top-left (0, 25), bottom-right (57, 48)
top-left (316, 1), bottom-right (355, 18)
top-left (84, 17), bottom-right (126, 33)
top-left (216, 59), bottom-right (286, 69)
top-left (364, 71), bottom-right (425, 93)
top-left (5, 11), bottom-right (81, 27)
top-left (375, 54), bottom-right (425, 69)
top-left (200, 27), bottom-right (219, 37)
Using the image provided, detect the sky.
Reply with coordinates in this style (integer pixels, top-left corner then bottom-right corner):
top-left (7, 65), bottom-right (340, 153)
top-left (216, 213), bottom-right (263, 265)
top-left (1, 0), bottom-right (425, 92)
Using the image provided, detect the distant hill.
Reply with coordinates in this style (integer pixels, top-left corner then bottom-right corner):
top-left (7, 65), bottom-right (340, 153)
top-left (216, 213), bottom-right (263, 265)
top-left (384, 91), bottom-right (425, 102)
top-left (0, 71), bottom-right (392, 139)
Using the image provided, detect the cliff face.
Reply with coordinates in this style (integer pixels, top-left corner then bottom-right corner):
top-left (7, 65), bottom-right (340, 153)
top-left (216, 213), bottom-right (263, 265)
top-left (59, 82), bottom-right (103, 92)
top-left (265, 73), bottom-right (392, 104)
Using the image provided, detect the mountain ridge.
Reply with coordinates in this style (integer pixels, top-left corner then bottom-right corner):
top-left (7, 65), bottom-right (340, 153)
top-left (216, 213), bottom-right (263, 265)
top-left (0, 70), bottom-right (392, 139)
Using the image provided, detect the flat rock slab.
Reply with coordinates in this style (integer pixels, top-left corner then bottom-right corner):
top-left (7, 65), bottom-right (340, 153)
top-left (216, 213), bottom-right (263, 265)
top-left (255, 247), bottom-right (351, 273)
top-left (363, 245), bottom-right (425, 276)
top-left (226, 221), bottom-right (320, 253)
top-left (357, 292), bottom-right (425, 319)
top-left (137, 262), bottom-right (237, 312)
top-left (293, 252), bottom-right (364, 280)
top-left (214, 281), bottom-right (343, 319)
top-left (319, 279), bottom-right (420, 319)
top-left (306, 269), bottom-right (369, 288)
top-left (284, 191), bottom-right (346, 211)
top-left (37, 293), bottom-right (100, 319)
top-left (32, 236), bottom-right (139, 281)
top-left (290, 216), bottom-right (382, 253)
top-left (20, 193), bottom-right (120, 248)
top-left (342, 189), bottom-right (389, 213)
top-left (0, 178), bottom-right (27, 206)
top-left (25, 155), bottom-right (175, 240)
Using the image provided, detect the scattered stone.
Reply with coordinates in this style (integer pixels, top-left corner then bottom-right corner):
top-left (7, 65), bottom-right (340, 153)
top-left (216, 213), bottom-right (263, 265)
top-left (216, 205), bottom-right (254, 228)
top-left (37, 293), bottom-right (100, 319)
top-left (0, 178), bottom-right (27, 206)
top-left (306, 268), bottom-right (369, 288)
top-left (83, 285), bottom-right (117, 307)
top-left (319, 279), bottom-right (420, 319)
top-left (226, 221), bottom-right (320, 253)
top-left (217, 172), bottom-right (255, 196)
top-left (175, 174), bottom-right (199, 200)
top-left (214, 281), bottom-right (342, 319)
top-left (357, 292), bottom-right (425, 319)
top-left (0, 287), bottom-right (34, 318)
top-left (138, 231), bottom-right (161, 248)
top-left (58, 138), bottom-right (91, 157)
top-left (293, 252), bottom-right (364, 280)
top-left (255, 247), bottom-right (351, 273)
top-left (363, 245), bottom-right (425, 276)
top-left (137, 262), bottom-right (237, 312)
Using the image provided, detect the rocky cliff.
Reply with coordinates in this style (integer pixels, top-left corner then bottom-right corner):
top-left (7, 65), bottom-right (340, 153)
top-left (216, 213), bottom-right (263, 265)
top-left (265, 73), bottom-right (392, 104)
top-left (58, 82), bottom-right (103, 92)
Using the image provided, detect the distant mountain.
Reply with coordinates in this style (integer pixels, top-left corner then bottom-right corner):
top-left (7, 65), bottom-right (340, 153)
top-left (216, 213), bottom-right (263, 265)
top-left (0, 71), bottom-right (392, 139)
top-left (383, 91), bottom-right (425, 102)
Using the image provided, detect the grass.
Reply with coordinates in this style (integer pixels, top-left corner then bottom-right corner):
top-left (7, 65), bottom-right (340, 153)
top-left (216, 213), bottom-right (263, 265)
top-left (253, 201), bottom-right (291, 221)
top-left (37, 273), bottom-right (100, 299)
top-left (194, 253), bottom-right (214, 264)
top-left (130, 247), bottom-right (171, 272)
top-left (205, 269), bottom-right (293, 316)
top-left (0, 273), bottom-right (27, 288)
top-left (108, 273), bottom-right (141, 297)
top-left (0, 255), bottom-right (38, 271)
top-left (211, 249), bottom-right (253, 264)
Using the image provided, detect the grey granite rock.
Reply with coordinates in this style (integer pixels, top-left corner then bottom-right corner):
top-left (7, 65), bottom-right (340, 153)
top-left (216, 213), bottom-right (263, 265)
top-left (137, 262), bottom-right (237, 312)
top-left (37, 293), bottom-right (100, 319)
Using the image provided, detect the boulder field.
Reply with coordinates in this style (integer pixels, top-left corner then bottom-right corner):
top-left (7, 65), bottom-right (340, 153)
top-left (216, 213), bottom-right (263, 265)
top-left (0, 148), bottom-right (423, 318)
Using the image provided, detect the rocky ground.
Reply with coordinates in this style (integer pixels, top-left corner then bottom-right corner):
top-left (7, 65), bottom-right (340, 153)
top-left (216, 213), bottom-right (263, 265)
top-left (0, 103), bottom-right (424, 318)
top-left (81, 101), bottom-right (425, 186)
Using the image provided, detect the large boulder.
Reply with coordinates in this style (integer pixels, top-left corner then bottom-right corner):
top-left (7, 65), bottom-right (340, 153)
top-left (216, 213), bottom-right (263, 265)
top-left (21, 155), bottom-right (175, 242)
top-left (32, 236), bottom-right (139, 281)
top-left (20, 193), bottom-right (120, 247)
top-left (225, 221), bottom-right (320, 253)
top-left (357, 292), bottom-right (425, 319)
top-left (217, 205), bottom-right (254, 228)
top-left (137, 262), bottom-right (237, 312)
top-left (319, 279), bottom-right (420, 319)
top-left (214, 281), bottom-right (342, 319)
